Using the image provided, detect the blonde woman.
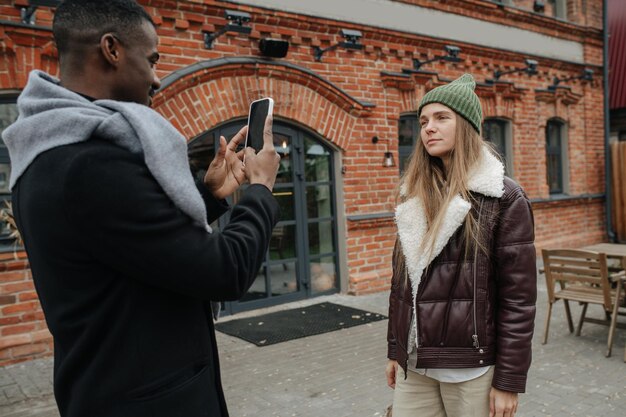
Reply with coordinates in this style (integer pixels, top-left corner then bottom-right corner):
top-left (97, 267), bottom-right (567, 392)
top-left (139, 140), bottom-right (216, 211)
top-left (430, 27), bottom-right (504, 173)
top-left (386, 74), bottom-right (536, 417)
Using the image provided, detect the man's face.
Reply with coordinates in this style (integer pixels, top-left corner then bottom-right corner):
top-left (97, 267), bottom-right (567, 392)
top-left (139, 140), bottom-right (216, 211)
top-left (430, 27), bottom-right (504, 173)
top-left (112, 21), bottom-right (161, 106)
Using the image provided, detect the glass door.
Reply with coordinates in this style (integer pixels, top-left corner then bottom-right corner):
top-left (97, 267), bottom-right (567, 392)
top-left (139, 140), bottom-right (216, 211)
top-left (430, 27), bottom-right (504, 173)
top-left (188, 121), bottom-right (339, 314)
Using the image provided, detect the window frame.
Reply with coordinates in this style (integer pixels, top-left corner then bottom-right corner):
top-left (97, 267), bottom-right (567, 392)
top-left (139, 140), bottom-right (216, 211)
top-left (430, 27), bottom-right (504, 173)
top-left (545, 118), bottom-right (570, 195)
top-left (482, 117), bottom-right (514, 178)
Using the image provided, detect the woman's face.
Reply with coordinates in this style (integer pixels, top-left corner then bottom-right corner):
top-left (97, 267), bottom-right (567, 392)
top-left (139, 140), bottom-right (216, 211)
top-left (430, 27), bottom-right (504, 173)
top-left (419, 103), bottom-right (457, 161)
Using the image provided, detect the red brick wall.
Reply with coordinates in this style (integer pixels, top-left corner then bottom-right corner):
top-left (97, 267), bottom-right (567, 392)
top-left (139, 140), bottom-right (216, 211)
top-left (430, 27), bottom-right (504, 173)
top-left (0, 252), bottom-right (52, 366)
top-left (0, 0), bottom-right (609, 363)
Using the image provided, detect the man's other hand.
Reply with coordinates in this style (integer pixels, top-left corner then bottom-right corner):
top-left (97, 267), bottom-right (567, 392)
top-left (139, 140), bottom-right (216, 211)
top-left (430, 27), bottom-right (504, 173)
top-left (204, 125), bottom-right (247, 199)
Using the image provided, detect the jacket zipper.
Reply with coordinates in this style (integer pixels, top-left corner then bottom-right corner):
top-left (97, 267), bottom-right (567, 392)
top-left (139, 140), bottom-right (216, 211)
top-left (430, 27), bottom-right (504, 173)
top-left (472, 201), bottom-right (484, 349)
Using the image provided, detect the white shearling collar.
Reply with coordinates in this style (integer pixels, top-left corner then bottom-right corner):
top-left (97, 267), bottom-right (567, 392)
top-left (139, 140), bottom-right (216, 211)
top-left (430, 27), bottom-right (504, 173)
top-left (394, 146), bottom-right (504, 299)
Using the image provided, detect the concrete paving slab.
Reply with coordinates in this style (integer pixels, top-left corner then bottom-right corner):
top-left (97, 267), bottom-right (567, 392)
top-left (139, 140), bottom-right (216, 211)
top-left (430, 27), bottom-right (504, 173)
top-left (1, 270), bottom-right (625, 417)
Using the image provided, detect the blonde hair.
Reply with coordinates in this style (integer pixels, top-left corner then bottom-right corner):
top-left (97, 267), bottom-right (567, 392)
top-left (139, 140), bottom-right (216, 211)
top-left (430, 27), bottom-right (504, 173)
top-left (399, 113), bottom-right (491, 259)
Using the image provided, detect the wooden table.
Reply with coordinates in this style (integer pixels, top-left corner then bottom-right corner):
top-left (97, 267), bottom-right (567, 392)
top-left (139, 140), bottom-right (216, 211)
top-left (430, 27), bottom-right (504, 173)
top-left (581, 243), bottom-right (626, 268)
top-left (581, 243), bottom-right (626, 361)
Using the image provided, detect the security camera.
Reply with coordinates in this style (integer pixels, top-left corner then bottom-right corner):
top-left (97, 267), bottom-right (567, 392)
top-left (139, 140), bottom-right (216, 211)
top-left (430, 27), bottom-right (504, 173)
top-left (582, 68), bottom-right (594, 81)
top-left (340, 29), bottom-right (363, 44)
top-left (225, 9), bottom-right (251, 24)
top-left (444, 45), bottom-right (461, 59)
top-left (525, 59), bottom-right (538, 74)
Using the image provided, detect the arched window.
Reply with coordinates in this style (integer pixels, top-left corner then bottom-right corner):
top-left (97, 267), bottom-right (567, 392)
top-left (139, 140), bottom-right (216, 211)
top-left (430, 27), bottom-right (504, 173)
top-left (482, 118), bottom-right (513, 176)
top-left (545, 118), bottom-right (569, 194)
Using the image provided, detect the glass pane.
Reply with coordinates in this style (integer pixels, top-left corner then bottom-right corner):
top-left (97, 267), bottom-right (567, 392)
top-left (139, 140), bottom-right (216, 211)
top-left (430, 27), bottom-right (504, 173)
top-left (0, 164), bottom-right (9, 194)
top-left (269, 224), bottom-right (297, 261)
top-left (188, 134), bottom-right (216, 180)
top-left (398, 116), bottom-right (417, 147)
top-left (483, 120), bottom-right (506, 159)
top-left (308, 221), bottom-right (334, 256)
top-left (269, 262), bottom-right (298, 295)
top-left (0, 102), bottom-right (18, 139)
top-left (306, 185), bottom-right (332, 219)
top-left (310, 256), bottom-right (337, 294)
top-left (274, 132), bottom-right (293, 184)
top-left (304, 136), bottom-right (330, 182)
top-left (272, 188), bottom-right (295, 222)
top-left (399, 147), bottom-right (413, 175)
top-left (547, 154), bottom-right (562, 193)
top-left (240, 269), bottom-right (267, 302)
top-left (546, 122), bottom-right (561, 149)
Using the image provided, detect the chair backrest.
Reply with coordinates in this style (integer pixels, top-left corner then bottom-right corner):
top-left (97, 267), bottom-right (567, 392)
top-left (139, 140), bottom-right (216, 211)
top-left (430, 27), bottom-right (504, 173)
top-left (542, 249), bottom-right (612, 310)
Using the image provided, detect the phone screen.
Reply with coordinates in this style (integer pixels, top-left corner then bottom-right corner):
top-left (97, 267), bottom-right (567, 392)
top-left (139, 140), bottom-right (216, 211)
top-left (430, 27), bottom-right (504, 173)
top-left (246, 98), bottom-right (273, 152)
top-left (245, 98), bottom-right (273, 152)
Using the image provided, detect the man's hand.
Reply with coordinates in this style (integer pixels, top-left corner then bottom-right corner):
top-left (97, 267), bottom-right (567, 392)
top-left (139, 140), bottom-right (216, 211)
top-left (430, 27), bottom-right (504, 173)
top-left (385, 360), bottom-right (398, 389)
top-left (489, 387), bottom-right (518, 417)
top-left (204, 126), bottom-right (247, 199)
top-left (243, 116), bottom-right (280, 191)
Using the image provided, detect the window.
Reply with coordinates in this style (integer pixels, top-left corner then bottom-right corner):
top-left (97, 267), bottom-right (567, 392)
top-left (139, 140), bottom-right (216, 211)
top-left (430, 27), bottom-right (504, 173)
top-left (398, 114), bottom-right (418, 174)
top-left (546, 119), bottom-right (568, 194)
top-left (482, 118), bottom-right (513, 176)
top-left (0, 95), bottom-right (18, 246)
top-left (548, 0), bottom-right (567, 19)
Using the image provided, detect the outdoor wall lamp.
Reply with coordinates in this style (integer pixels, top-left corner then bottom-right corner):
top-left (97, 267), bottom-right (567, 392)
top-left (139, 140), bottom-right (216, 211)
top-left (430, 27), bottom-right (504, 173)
top-left (533, 1), bottom-right (546, 13)
top-left (313, 29), bottom-right (363, 62)
top-left (412, 45), bottom-right (462, 71)
top-left (372, 136), bottom-right (396, 168)
top-left (20, 0), bottom-right (60, 25)
top-left (491, 58), bottom-right (538, 82)
top-left (548, 68), bottom-right (594, 90)
top-left (259, 38), bottom-right (289, 58)
top-left (203, 10), bottom-right (252, 49)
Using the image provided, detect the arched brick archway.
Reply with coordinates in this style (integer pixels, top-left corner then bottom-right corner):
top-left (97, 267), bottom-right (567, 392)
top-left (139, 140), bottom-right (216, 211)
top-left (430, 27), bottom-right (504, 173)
top-left (151, 57), bottom-right (374, 149)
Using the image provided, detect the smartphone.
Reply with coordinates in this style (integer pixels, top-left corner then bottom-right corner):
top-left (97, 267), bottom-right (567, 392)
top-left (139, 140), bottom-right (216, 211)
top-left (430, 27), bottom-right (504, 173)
top-left (245, 98), bottom-right (274, 152)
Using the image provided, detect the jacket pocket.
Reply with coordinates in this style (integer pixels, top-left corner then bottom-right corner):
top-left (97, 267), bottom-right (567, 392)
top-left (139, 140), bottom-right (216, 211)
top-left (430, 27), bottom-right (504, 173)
top-left (127, 362), bottom-right (210, 402)
top-left (120, 363), bottom-right (222, 417)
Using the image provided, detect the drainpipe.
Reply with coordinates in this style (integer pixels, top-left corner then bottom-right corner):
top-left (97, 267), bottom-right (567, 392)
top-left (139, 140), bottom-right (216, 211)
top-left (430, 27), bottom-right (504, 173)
top-left (603, 0), bottom-right (616, 242)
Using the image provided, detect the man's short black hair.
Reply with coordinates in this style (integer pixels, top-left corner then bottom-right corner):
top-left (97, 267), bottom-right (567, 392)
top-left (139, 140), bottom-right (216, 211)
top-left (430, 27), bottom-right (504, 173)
top-left (53, 0), bottom-right (154, 55)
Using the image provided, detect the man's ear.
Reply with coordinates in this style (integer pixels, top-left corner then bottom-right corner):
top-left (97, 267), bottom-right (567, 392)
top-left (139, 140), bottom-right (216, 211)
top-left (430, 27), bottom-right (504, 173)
top-left (100, 33), bottom-right (122, 66)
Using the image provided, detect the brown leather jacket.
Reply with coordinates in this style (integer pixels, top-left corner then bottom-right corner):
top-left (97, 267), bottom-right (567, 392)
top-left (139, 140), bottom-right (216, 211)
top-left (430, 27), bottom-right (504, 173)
top-left (388, 172), bottom-right (537, 394)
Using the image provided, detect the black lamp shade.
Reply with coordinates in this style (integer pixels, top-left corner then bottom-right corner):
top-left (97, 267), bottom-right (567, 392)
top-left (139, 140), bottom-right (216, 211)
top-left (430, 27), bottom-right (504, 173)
top-left (259, 38), bottom-right (289, 58)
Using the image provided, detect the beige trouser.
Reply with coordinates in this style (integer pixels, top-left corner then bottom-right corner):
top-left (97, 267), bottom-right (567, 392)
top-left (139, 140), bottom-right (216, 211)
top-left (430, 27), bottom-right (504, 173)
top-left (392, 367), bottom-right (495, 417)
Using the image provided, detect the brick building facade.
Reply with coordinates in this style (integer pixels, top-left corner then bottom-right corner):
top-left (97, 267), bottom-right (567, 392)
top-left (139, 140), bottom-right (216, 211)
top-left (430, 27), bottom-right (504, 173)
top-left (0, 0), bottom-right (609, 364)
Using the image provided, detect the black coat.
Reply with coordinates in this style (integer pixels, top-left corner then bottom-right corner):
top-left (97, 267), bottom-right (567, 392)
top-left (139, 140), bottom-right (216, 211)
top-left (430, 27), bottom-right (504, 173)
top-left (13, 139), bottom-right (279, 417)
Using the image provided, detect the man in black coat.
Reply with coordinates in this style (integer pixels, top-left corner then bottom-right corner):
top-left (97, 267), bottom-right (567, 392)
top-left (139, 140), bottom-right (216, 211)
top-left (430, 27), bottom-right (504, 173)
top-left (3, 1), bottom-right (280, 416)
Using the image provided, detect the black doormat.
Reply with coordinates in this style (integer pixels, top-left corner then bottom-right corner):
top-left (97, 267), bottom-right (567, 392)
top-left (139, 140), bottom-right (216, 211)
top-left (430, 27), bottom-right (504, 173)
top-left (215, 302), bottom-right (387, 346)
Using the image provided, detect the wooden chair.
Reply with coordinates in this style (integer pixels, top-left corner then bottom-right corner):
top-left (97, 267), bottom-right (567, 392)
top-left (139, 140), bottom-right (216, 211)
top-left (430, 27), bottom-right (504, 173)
top-left (542, 249), bottom-right (625, 357)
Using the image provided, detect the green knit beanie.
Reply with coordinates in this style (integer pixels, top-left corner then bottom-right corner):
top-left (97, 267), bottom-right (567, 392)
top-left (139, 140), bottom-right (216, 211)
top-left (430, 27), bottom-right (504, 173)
top-left (418, 73), bottom-right (482, 134)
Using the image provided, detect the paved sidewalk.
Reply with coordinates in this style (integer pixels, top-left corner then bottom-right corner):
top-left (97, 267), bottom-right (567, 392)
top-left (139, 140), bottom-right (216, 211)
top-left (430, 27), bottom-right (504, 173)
top-left (1, 274), bottom-right (625, 417)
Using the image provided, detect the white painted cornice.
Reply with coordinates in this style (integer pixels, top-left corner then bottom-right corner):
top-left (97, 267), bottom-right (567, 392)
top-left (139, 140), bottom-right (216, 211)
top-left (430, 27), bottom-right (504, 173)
top-left (232, 0), bottom-right (585, 64)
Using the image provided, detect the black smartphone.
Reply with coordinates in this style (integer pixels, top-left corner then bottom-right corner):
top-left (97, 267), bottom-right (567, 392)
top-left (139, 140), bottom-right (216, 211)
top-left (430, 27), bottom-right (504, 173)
top-left (245, 97), bottom-right (274, 152)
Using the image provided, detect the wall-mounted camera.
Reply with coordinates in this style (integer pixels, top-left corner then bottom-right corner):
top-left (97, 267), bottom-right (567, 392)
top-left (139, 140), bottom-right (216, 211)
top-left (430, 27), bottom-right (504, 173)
top-left (524, 59), bottom-right (539, 74)
top-left (314, 28), bottom-right (364, 61)
top-left (204, 9), bottom-right (252, 49)
top-left (444, 45), bottom-right (461, 60)
top-left (225, 9), bottom-right (251, 26)
top-left (340, 29), bottom-right (363, 46)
